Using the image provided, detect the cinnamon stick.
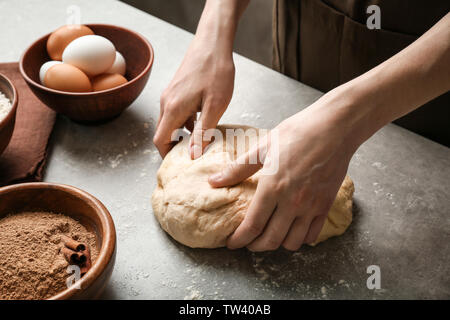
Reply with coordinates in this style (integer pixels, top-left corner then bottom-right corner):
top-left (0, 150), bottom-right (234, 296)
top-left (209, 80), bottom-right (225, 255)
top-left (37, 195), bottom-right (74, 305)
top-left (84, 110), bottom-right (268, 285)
top-left (61, 247), bottom-right (79, 264)
top-left (60, 235), bottom-right (86, 252)
top-left (61, 247), bottom-right (87, 264)
top-left (80, 246), bottom-right (92, 276)
top-left (76, 252), bottom-right (87, 264)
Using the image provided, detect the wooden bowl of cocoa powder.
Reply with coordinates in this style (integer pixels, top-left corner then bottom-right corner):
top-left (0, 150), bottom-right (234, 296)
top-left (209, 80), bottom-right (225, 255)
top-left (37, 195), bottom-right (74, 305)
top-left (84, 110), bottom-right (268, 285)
top-left (0, 182), bottom-right (116, 300)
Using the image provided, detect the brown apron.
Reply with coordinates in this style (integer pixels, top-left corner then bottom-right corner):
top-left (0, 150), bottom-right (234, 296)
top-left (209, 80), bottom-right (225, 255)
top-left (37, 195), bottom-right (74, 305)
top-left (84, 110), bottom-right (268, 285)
top-left (273, 0), bottom-right (450, 146)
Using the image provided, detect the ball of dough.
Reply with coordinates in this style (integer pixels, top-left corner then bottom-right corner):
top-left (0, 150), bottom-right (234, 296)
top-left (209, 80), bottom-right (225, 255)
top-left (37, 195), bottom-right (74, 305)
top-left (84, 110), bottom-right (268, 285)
top-left (152, 125), bottom-right (354, 249)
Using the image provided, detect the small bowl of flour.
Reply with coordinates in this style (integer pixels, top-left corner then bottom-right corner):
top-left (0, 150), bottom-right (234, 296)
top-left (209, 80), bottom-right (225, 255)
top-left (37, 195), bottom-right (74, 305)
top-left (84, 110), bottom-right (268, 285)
top-left (0, 92), bottom-right (12, 121)
top-left (0, 73), bottom-right (18, 156)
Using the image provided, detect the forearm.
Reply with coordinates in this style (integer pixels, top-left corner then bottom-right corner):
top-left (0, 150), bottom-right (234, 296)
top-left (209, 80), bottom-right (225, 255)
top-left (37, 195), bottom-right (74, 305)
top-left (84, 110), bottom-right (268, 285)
top-left (195, 0), bottom-right (250, 56)
top-left (320, 12), bottom-right (450, 151)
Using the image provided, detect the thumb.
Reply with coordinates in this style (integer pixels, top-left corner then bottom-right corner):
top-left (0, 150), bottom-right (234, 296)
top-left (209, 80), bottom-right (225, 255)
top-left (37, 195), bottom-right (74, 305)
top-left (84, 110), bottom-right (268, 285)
top-left (189, 105), bottom-right (223, 160)
top-left (209, 147), bottom-right (263, 188)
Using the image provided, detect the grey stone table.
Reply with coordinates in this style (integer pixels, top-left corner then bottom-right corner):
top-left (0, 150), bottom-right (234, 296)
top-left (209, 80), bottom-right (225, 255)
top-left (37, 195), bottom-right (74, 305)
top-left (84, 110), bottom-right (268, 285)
top-left (1, 0), bottom-right (449, 299)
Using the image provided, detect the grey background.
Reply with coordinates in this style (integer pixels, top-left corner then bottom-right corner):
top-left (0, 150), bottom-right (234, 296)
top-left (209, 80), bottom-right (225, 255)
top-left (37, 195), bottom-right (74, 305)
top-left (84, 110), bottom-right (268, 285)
top-left (1, 0), bottom-right (449, 299)
top-left (121, 0), bottom-right (273, 67)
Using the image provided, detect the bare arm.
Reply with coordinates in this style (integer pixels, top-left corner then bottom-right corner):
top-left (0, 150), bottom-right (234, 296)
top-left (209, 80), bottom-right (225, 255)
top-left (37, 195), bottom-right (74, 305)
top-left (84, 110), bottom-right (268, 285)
top-left (196, 0), bottom-right (249, 56)
top-left (154, 0), bottom-right (250, 158)
top-left (332, 11), bottom-right (450, 152)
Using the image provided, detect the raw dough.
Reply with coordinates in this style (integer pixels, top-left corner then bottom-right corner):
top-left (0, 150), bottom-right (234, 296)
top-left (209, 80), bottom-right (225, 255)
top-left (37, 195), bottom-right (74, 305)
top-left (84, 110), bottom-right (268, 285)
top-left (152, 125), bottom-right (354, 248)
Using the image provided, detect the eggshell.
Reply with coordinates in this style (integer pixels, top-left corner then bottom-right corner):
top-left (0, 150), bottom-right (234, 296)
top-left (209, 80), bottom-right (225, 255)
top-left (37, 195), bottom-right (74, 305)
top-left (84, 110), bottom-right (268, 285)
top-left (44, 63), bottom-right (92, 92)
top-left (106, 51), bottom-right (126, 76)
top-left (91, 73), bottom-right (127, 91)
top-left (62, 35), bottom-right (116, 76)
top-left (39, 61), bottom-right (63, 85)
top-left (46, 25), bottom-right (94, 60)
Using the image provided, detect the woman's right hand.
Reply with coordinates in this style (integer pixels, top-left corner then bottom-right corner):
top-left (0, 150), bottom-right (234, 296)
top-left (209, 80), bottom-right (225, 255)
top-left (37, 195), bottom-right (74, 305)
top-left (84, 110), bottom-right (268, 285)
top-left (153, 35), bottom-right (235, 159)
top-left (154, 0), bottom-right (249, 159)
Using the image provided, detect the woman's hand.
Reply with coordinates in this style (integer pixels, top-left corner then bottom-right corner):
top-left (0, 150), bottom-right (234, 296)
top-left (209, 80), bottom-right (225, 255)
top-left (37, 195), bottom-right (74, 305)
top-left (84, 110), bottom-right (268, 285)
top-left (153, 38), bottom-right (235, 159)
top-left (208, 95), bottom-right (357, 251)
top-left (153, 0), bottom-right (250, 159)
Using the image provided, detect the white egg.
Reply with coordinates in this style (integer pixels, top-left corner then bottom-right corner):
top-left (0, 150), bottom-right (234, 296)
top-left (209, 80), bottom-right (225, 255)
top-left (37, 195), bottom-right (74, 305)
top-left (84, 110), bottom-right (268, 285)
top-left (39, 61), bottom-right (62, 85)
top-left (106, 51), bottom-right (126, 76)
top-left (62, 35), bottom-right (116, 76)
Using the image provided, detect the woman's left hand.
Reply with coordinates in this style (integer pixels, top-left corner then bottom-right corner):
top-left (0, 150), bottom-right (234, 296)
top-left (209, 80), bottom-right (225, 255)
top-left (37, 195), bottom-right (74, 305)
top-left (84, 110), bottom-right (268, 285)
top-left (208, 97), bottom-right (357, 251)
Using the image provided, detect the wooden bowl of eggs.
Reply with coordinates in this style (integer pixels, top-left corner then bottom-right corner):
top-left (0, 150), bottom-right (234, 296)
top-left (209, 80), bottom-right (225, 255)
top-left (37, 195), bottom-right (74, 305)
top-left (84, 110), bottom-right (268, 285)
top-left (19, 24), bottom-right (154, 123)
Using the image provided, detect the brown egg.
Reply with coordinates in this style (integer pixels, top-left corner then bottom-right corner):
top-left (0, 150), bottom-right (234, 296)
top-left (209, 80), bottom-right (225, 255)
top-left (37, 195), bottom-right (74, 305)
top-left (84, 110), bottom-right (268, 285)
top-left (91, 73), bottom-right (128, 91)
top-left (44, 63), bottom-right (92, 92)
top-left (46, 25), bottom-right (94, 60)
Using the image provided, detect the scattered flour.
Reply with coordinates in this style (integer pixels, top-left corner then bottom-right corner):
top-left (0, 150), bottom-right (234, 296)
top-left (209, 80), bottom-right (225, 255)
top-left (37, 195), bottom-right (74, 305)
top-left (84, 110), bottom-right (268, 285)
top-left (372, 161), bottom-right (387, 170)
top-left (108, 154), bottom-right (123, 168)
top-left (0, 92), bottom-right (12, 122)
top-left (143, 149), bottom-right (161, 163)
top-left (184, 286), bottom-right (203, 300)
top-left (240, 112), bottom-right (261, 121)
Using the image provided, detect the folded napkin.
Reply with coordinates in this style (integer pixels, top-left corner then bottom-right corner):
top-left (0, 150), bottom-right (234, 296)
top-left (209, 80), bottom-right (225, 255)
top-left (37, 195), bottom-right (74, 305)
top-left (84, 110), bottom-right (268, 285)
top-left (0, 62), bottom-right (56, 186)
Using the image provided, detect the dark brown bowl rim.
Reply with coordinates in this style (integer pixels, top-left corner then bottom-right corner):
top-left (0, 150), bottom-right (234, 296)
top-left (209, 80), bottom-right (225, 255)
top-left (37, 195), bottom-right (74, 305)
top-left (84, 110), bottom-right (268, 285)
top-left (0, 73), bottom-right (18, 129)
top-left (0, 182), bottom-right (116, 300)
top-left (19, 23), bottom-right (154, 96)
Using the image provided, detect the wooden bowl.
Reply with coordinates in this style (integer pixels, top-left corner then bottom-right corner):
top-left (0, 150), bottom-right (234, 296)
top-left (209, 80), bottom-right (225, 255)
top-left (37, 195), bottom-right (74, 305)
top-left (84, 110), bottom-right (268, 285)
top-left (0, 182), bottom-right (116, 300)
top-left (19, 24), bottom-right (154, 123)
top-left (0, 73), bottom-right (18, 156)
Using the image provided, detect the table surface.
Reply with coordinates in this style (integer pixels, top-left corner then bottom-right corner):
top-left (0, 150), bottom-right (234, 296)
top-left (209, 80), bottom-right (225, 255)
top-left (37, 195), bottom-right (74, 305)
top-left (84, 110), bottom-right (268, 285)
top-left (1, 0), bottom-right (449, 300)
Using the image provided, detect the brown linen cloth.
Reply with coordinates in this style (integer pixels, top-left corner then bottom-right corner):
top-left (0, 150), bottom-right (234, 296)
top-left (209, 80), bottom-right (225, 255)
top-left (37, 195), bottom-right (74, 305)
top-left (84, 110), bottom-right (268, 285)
top-left (0, 62), bottom-right (56, 186)
top-left (273, 0), bottom-right (450, 146)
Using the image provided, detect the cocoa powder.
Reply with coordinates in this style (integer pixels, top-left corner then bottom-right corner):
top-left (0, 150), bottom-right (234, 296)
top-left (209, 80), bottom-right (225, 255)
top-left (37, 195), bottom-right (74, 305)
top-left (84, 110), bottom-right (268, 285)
top-left (0, 212), bottom-right (98, 300)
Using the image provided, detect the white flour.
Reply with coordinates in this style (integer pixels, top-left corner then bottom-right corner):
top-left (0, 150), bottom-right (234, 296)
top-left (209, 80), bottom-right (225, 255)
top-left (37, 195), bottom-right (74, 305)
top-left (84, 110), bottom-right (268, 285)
top-left (0, 92), bottom-right (12, 122)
